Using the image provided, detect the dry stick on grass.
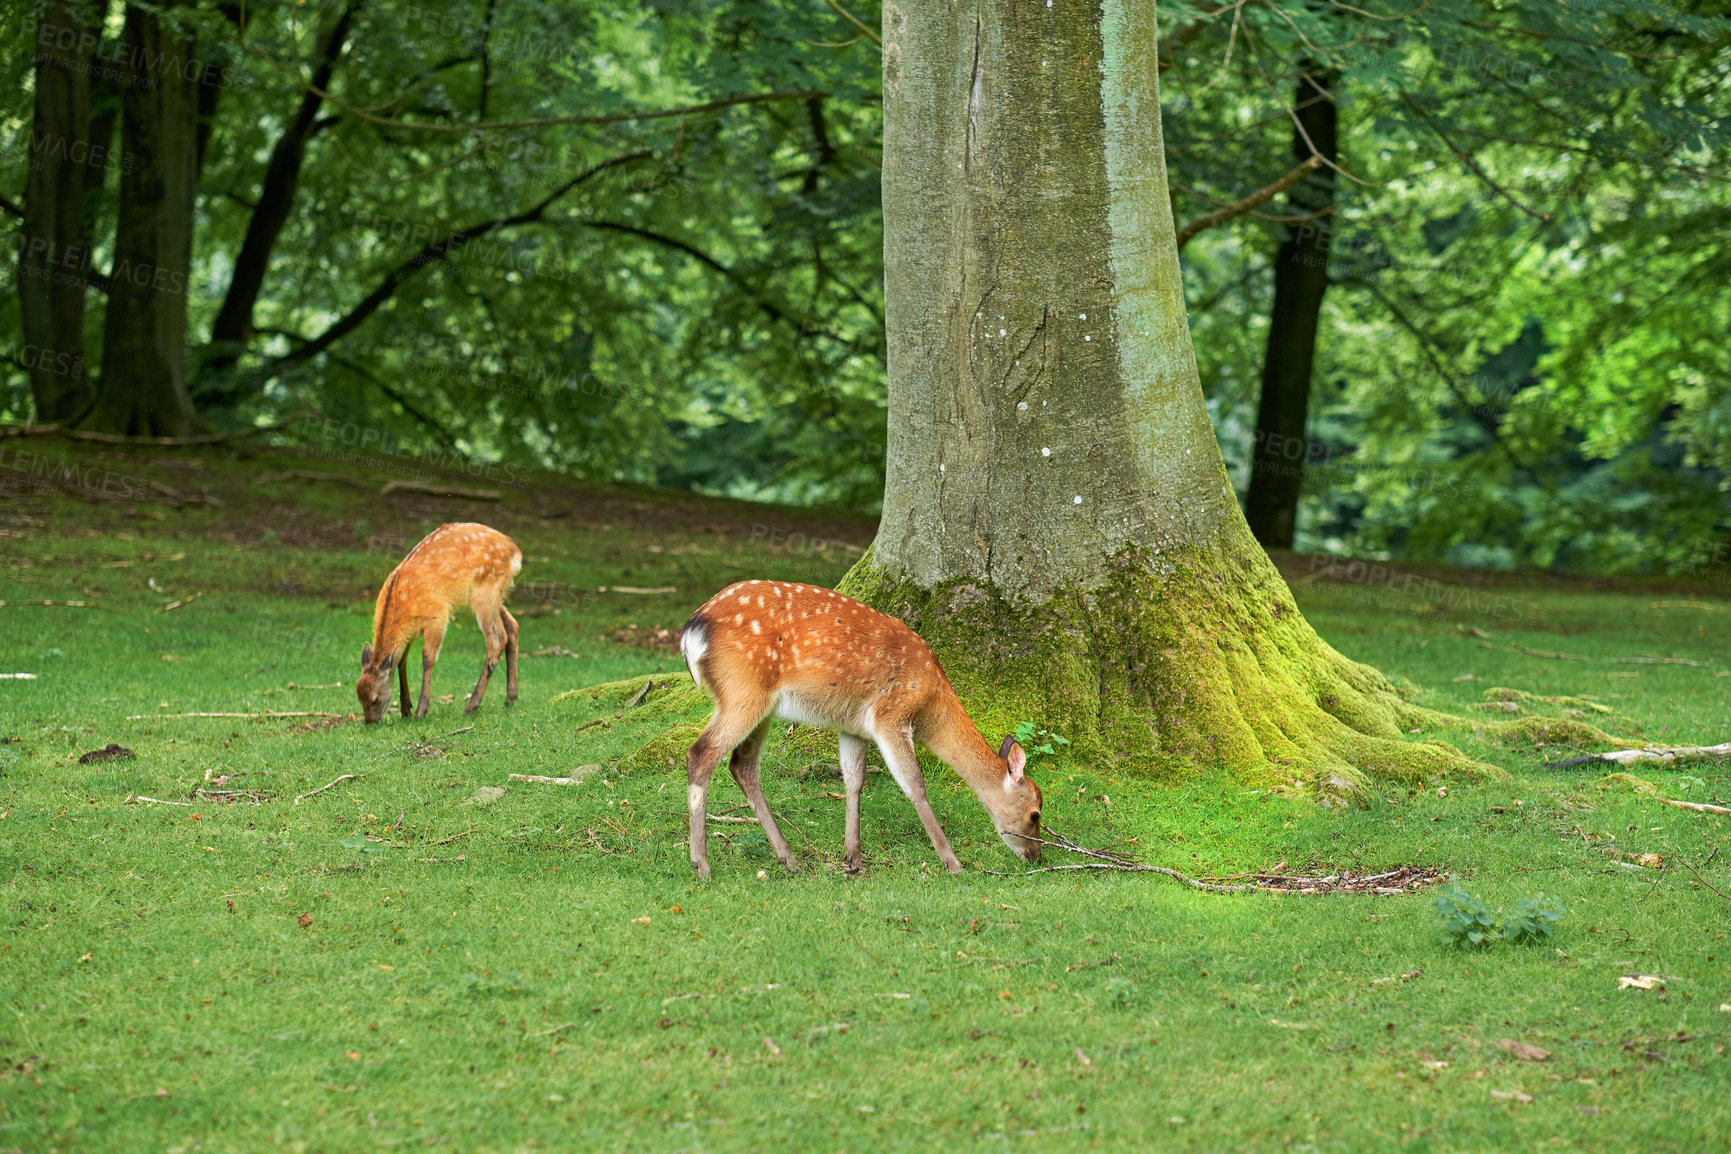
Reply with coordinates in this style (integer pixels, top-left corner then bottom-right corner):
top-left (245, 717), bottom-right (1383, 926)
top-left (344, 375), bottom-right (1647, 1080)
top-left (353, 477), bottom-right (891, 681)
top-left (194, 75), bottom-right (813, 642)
top-left (984, 860), bottom-right (1259, 893)
top-left (509, 773), bottom-right (582, 785)
top-left (1545, 742), bottom-right (1731, 770)
top-left (378, 480), bottom-right (502, 500)
top-left (294, 773), bottom-right (360, 803)
top-left (0, 599), bottom-right (96, 608)
top-left (1660, 797), bottom-right (1731, 816)
top-left (1513, 644), bottom-right (1712, 667)
top-left (158, 591), bottom-right (205, 613)
top-left (430, 829), bottom-right (474, 845)
top-left (0, 410), bottom-right (317, 445)
top-left (127, 710), bottom-right (342, 720)
top-left (132, 795), bottom-right (195, 806)
top-left (254, 469), bottom-right (372, 489)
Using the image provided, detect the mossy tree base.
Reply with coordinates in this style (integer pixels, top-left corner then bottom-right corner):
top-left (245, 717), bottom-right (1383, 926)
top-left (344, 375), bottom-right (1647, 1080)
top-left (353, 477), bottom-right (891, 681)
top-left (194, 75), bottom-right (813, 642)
top-left (838, 544), bottom-right (1503, 803)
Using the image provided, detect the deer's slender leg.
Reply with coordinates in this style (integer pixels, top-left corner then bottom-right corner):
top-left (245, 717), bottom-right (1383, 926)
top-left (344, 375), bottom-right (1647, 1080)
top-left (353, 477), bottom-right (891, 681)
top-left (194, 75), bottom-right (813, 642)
top-left (875, 728), bottom-right (963, 874)
top-left (687, 705), bottom-right (765, 879)
top-left (396, 642), bottom-right (413, 717)
top-left (466, 606), bottom-right (506, 714)
top-left (730, 718), bottom-right (797, 872)
top-left (501, 608), bottom-right (519, 705)
top-left (839, 733), bottom-right (868, 873)
top-left (415, 621), bottom-right (446, 719)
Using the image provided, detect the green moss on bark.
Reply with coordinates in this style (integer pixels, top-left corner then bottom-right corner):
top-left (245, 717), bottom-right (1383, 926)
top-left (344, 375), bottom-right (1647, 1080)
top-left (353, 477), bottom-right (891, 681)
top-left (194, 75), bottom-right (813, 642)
top-left (839, 543), bottom-right (1501, 802)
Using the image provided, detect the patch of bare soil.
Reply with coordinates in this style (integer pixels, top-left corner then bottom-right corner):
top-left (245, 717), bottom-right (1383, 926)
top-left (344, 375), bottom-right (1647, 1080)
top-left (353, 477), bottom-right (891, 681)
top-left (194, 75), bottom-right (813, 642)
top-left (611, 625), bottom-right (680, 653)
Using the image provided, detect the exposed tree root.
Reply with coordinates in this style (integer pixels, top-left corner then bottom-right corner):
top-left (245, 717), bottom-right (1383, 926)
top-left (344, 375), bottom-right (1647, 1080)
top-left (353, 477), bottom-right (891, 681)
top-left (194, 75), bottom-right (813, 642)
top-left (840, 543), bottom-right (1502, 802)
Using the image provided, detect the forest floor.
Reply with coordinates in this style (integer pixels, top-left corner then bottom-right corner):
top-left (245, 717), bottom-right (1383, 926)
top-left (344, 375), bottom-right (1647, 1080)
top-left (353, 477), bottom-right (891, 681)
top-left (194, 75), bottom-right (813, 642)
top-left (3, 439), bottom-right (1729, 1152)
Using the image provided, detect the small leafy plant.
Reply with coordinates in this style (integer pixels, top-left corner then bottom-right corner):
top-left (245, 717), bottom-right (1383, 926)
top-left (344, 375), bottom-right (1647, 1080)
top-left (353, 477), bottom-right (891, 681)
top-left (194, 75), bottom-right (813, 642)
top-left (1434, 885), bottom-right (1501, 948)
top-left (1504, 894), bottom-right (1568, 943)
top-left (1435, 885), bottom-right (1568, 949)
top-left (1011, 721), bottom-right (1070, 771)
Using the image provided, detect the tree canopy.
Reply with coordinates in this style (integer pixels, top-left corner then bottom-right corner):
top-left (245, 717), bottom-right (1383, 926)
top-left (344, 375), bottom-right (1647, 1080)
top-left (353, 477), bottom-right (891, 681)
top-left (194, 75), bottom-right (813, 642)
top-left (3, 0), bottom-right (1727, 571)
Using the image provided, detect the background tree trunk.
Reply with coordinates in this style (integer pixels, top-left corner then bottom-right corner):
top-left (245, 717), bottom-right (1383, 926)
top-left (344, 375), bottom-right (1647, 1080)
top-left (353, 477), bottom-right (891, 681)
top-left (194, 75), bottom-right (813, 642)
top-left (844, 2), bottom-right (1487, 797)
top-left (81, 4), bottom-right (201, 437)
top-left (18, 2), bottom-right (97, 422)
top-left (1244, 65), bottom-right (1339, 549)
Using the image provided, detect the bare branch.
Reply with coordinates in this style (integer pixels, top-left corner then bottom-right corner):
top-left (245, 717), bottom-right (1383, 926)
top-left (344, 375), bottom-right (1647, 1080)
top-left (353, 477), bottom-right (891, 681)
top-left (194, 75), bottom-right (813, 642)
top-left (1177, 155), bottom-right (1323, 250)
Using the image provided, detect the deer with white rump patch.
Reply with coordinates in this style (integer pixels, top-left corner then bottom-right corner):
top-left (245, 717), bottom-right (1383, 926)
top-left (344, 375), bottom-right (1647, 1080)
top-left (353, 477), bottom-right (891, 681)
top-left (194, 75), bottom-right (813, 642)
top-left (357, 523), bottom-right (522, 723)
top-left (680, 580), bottom-right (1043, 877)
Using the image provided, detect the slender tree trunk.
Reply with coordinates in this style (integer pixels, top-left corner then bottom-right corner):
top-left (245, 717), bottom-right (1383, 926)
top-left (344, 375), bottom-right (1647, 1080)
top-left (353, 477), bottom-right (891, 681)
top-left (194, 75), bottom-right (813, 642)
top-left (204, 1), bottom-right (358, 381)
top-left (18, 2), bottom-right (97, 422)
top-left (842, 4), bottom-right (1488, 797)
top-left (1244, 65), bottom-right (1339, 549)
top-left (80, 4), bottom-right (201, 437)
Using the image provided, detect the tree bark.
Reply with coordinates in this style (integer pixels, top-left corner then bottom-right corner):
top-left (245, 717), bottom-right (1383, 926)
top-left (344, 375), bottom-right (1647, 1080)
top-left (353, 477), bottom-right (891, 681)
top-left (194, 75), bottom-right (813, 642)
top-left (81, 4), bottom-right (201, 437)
top-left (204, 1), bottom-right (358, 379)
top-left (18, 2), bottom-right (98, 422)
top-left (1244, 65), bottom-right (1339, 549)
top-left (843, 4), bottom-right (1488, 797)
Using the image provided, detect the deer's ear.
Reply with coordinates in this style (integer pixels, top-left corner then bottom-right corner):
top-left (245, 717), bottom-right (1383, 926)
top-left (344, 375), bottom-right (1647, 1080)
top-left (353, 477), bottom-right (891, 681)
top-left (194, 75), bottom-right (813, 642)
top-left (361, 644), bottom-right (373, 670)
top-left (1004, 740), bottom-right (1027, 782)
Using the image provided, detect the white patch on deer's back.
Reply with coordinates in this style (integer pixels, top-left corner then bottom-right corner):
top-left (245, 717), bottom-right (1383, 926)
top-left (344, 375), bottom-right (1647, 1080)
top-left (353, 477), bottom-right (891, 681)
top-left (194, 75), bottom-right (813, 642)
top-left (510, 553), bottom-right (522, 575)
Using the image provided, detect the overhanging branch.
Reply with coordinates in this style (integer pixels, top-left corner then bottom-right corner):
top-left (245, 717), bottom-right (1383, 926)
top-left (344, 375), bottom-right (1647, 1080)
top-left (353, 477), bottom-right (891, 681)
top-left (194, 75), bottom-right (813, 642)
top-left (268, 150), bottom-right (652, 370)
top-left (1176, 155), bottom-right (1323, 250)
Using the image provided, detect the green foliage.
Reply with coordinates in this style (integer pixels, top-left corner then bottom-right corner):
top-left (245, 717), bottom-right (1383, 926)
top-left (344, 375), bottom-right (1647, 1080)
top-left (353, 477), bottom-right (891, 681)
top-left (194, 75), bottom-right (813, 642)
top-left (1010, 720), bottom-right (1071, 771)
top-left (1435, 885), bottom-right (1568, 948)
top-left (1505, 893), bottom-right (1569, 945)
top-left (1434, 884), bottom-right (1502, 949)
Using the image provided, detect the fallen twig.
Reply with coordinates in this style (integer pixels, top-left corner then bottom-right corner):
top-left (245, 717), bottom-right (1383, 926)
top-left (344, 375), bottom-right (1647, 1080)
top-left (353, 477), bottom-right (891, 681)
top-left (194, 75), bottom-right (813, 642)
top-left (430, 828), bottom-right (474, 845)
top-left (598, 585), bottom-right (677, 594)
top-left (0, 599), bottom-right (95, 608)
top-left (1658, 797), bottom-right (1731, 816)
top-left (510, 773), bottom-right (582, 785)
top-left (442, 725), bottom-right (475, 737)
top-left (132, 795), bottom-right (194, 806)
top-left (157, 590), bottom-right (205, 613)
top-left (627, 679), bottom-right (653, 708)
top-left (1545, 742), bottom-right (1731, 770)
top-left (128, 710), bottom-right (342, 720)
top-left (0, 411), bottom-right (315, 445)
top-left (708, 813), bottom-right (761, 824)
top-left (379, 480), bottom-right (501, 500)
top-left (254, 469), bottom-right (372, 489)
top-left (983, 861), bottom-right (1258, 893)
top-left (1513, 644), bottom-right (1712, 667)
top-left (193, 788), bottom-right (271, 804)
top-left (294, 773), bottom-right (360, 803)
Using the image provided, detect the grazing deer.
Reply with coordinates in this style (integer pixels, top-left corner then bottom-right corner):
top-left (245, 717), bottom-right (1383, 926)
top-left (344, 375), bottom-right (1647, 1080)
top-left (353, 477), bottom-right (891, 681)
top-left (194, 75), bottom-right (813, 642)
top-left (357, 523), bottom-right (522, 724)
top-left (679, 580), bottom-right (1043, 877)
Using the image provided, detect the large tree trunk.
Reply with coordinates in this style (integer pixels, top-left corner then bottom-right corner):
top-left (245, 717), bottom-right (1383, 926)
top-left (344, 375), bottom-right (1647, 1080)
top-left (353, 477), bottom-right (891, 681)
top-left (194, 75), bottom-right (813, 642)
top-left (1244, 65), bottom-right (1339, 549)
top-left (202, 1), bottom-right (357, 386)
top-left (18, 2), bottom-right (98, 422)
top-left (80, 4), bottom-right (201, 437)
top-left (843, 3), bottom-right (1489, 798)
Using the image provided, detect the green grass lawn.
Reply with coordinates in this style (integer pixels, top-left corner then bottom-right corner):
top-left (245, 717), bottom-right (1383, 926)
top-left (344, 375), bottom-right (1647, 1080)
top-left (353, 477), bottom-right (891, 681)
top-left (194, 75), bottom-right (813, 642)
top-left (2, 443), bottom-right (1729, 1152)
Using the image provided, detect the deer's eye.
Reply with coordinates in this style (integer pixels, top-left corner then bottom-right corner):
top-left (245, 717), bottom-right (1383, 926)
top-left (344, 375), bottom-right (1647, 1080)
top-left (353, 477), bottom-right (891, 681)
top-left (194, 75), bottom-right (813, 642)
top-left (1029, 811), bottom-right (1040, 825)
